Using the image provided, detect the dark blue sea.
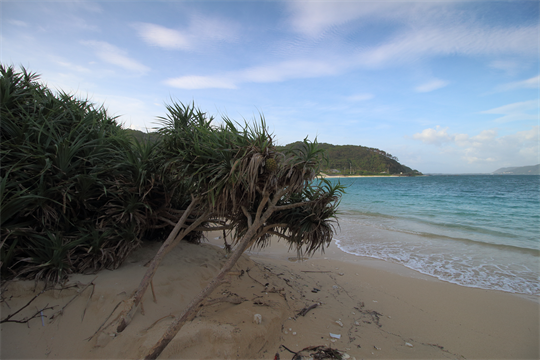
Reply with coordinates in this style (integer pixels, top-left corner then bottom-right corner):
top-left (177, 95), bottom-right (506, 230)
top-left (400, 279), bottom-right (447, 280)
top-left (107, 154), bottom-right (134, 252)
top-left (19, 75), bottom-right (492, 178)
top-left (328, 175), bottom-right (540, 295)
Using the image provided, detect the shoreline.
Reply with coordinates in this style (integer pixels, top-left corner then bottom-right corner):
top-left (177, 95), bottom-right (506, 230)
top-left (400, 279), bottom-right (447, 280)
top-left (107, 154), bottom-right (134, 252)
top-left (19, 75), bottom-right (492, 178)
top-left (1, 234), bottom-right (538, 359)
top-left (216, 233), bottom-right (540, 303)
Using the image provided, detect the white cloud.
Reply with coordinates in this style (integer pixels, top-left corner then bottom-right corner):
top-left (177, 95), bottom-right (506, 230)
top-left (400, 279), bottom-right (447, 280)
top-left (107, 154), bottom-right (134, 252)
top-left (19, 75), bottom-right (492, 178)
top-left (164, 58), bottom-right (340, 89)
top-left (488, 60), bottom-right (523, 75)
top-left (134, 23), bottom-right (191, 50)
top-left (496, 75), bottom-right (540, 91)
top-left (238, 59), bottom-right (339, 83)
top-left (81, 41), bottom-right (150, 74)
top-left (164, 75), bottom-right (236, 90)
top-left (8, 20), bottom-right (28, 27)
top-left (133, 15), bottom-right (239, 51)
top-left (411, 125), bottom-right (539, 165)
top-left (480, 100), bottom-right (538, 123)
top-left (415, 79), bottom-right (448, 93)
top-left (286, 1), bottom-right (441, 38)
top-left (346, 93), bottom-right (374, 102)
top-left (412, 125), bottom-right (453, 145)
top-left (356, 24), bottom-right (538, 68)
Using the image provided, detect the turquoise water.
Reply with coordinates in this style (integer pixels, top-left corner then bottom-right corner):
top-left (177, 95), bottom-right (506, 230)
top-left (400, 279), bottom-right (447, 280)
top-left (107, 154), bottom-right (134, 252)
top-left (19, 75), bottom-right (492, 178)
top-left (328, 175), bottom-right (540, 295)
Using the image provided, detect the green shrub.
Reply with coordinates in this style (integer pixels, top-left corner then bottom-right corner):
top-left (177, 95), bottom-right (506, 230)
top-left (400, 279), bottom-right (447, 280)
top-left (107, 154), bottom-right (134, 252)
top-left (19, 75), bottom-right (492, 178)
top-left (0, 65), bottom-right (178, 282)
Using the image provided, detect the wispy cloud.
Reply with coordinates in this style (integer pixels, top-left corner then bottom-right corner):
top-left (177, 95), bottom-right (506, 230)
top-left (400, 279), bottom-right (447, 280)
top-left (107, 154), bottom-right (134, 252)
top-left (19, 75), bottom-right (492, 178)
top-left (134, 23), bottom-right (191, 50)
top-left (480, 100), bottom-right (538, 123)
top-left (238, 59), bottom-right (339, 83)
top-left (133, 15), bottom-right (239, 51)
top-left (355, 24), bottom-right (538, 68)
top-left (164, 75), bottom-right (236, 90)
top-left (8, 20), bottom-right (28, 27)
top-left (411, 125), bottom-right (539, 165)
top-left (496, 75), bottom-right (540, 91)
top-left (286, 1), bottom-right (433, 38)
top-left (164, 58), bottom-right (340, 89)
top-left (81, 41), bottom-right (150, 74)
top-left (488, 60), bottom-right (523, 75)
top-left (415, 79), bottom-right (448, 93)
top-left (346, 93), bottom-right (374, 102)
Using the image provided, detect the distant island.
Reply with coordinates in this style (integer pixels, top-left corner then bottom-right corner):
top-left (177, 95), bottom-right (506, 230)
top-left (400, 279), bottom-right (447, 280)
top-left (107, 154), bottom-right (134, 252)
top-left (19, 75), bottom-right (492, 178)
top-left (492, 164), bottom-right (540, 175)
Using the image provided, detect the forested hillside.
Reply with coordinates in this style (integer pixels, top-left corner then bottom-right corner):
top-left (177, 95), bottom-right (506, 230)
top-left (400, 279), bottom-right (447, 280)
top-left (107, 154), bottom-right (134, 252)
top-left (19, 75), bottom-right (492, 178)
top-left (279, 142), bottom-right (421, 175)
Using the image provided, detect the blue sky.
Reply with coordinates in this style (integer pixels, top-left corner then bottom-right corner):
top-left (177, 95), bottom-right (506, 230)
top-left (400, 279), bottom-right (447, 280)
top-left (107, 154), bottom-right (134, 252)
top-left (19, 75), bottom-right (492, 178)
top-left (2, 0), bottom-right (538, 173)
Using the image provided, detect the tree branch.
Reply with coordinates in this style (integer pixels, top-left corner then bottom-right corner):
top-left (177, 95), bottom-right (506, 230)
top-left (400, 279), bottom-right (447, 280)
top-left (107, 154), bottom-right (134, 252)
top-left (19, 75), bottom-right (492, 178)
top-left (273, 200), bottom-right (315, 211)
top-left (241, 206), bottom-right (252, 227)
top-left (255, 193), bottom-right (270, 223)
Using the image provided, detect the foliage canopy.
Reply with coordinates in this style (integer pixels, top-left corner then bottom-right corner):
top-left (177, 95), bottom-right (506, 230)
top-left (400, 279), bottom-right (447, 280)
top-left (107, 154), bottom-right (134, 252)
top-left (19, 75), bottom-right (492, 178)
top-left (0, 65), bottom-right (344, 285)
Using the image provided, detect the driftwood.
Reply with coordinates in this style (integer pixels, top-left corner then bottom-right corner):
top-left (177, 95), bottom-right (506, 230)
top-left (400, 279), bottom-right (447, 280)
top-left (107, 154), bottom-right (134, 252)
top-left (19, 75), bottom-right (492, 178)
top-left (204, 296), bottom-right (246, 306)
top-left (0, 288), bottom-right (56, 325)
top-left (49, 276), bottom-right (97, 323)
top-left (281, 345), bottom-right (344, 360)
top-left (296, 302), bottom-right (319, 317)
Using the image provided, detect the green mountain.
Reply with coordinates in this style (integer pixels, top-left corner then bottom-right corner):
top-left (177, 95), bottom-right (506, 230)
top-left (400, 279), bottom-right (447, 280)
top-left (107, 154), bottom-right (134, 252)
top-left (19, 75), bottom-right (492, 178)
top-left (126, 130), bottom-right (420, 176)
top-left (492, 164), bottom-right (540, 175)
top-left (279, 142), bottom-right (421, 176)
top-left (124, 128), bottom-right (160, 143)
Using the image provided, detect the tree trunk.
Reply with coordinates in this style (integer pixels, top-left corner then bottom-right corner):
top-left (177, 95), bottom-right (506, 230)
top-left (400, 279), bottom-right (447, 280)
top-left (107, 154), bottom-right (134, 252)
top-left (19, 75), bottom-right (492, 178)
top-left (143, 196), bottom-right (275, 360)
top-left (113, 198), bottom-right (203, 333)
top-left (143, 232), bottom-right (253, 359)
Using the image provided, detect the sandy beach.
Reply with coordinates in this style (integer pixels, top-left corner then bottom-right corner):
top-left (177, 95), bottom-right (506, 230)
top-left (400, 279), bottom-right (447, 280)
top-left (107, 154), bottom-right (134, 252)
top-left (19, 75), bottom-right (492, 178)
top-left (1, 232), bottom-right (538, 359)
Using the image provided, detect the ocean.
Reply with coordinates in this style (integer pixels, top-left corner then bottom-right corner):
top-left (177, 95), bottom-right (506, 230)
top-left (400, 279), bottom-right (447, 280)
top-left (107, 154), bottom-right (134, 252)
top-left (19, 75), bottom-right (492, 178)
top-left (328, 175), bottom-right (540, 295)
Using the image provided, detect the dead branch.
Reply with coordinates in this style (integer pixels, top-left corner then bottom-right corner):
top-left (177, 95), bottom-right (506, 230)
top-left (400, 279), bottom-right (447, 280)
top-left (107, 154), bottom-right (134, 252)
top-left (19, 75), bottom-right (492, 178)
top-left (1, 288), bottom-right (46, 323)
top-left (140, 314), bottom-right (175, 334)
top-left (296, 303), bottom-right (319, 317)
top-left (246, 268), bottom-right (267, 287)
top-left (1, 302), bottom-right (55, 324)
top-left (85, 300), bottom-right (124, 341)
top-left (49, 276), bottom-right (97, 323)
top-left (82, 279), bottom-right (96, 322)
top-left (150, 280), bottom-right (157, 303)
top-left (204, 296), bottom-right (246, 306)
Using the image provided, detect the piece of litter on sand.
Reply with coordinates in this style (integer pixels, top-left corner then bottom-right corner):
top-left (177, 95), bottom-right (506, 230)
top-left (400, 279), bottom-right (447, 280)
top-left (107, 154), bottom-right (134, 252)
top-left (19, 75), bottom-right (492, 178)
top-left (405, 342), bottom-right (413, 347)
top-left (329, 333), bottom-right (341, 339)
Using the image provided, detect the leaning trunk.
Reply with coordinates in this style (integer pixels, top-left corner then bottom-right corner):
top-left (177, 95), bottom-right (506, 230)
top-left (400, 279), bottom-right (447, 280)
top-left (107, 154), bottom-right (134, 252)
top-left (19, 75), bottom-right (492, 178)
top-left (143, 197), bottom-right (275, 360)
top-left (109, 198), bottom-right (203, 334)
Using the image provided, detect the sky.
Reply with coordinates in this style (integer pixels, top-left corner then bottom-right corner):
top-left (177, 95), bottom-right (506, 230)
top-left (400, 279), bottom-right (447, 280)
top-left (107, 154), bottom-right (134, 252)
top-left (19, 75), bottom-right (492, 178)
top-left (1, 0), bottom-right (539, 174)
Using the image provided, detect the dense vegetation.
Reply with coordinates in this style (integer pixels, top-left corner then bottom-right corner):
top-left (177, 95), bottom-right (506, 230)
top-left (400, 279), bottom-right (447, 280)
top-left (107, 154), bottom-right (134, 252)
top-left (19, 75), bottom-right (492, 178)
top-left (127, 130), bottom-right (421, 176)
top-left (0, 65), bottom-right (343, 287)
top-left (279, 142), bottom-right (421, 175)
top-left (0, 66), bottom-right (195, 282)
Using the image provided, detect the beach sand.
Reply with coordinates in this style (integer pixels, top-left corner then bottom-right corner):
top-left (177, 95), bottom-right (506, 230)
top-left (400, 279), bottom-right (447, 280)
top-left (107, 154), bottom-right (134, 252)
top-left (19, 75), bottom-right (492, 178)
top-left (1, 232), bottom-right (538, 359)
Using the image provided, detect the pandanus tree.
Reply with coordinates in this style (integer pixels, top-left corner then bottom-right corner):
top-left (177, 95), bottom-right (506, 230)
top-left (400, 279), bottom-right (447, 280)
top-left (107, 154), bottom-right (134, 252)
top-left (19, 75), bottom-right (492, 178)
top-left (0, 65), bottom-right (169, 282)
top-left (96, 102), bottom-right (344, 359)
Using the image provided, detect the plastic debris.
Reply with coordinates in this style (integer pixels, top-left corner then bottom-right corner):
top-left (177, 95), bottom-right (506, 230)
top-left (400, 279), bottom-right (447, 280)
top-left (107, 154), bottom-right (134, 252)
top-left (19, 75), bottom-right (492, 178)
top-left (253, 314), bottom-right (262, 324)
top-left (329, 333), bottom-right (341, 339)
